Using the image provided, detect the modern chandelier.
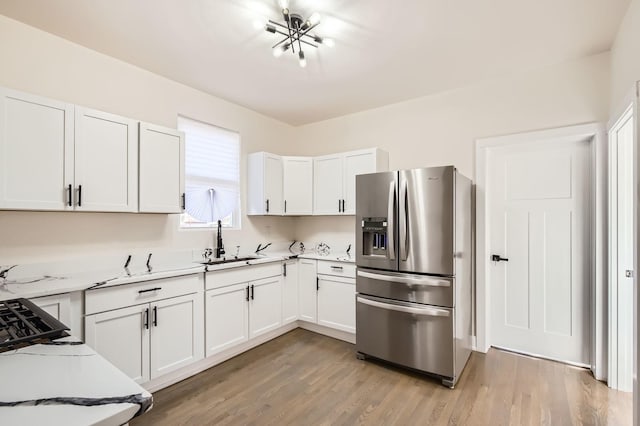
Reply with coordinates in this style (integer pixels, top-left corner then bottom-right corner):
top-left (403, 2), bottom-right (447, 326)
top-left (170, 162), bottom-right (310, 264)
top-left (262, 0), bottom-right (334, 67)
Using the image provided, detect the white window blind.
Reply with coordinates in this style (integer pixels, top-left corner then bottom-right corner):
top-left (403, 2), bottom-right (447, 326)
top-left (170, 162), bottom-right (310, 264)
top-left (178, 116), bottom-right (240, 228)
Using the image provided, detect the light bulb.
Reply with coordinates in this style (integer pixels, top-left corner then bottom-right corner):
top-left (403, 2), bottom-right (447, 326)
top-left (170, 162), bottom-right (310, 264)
top-left (278, 0), bottom-right (289, 9)
top-left (298, 51), bottom-right (307, 68)
top-left (252, 18), bottom-right (267, 30)
top-left (273, 44), bottom-right (289, 58)
top-left (308, 12), bottom-right (321, 25)
top-left (323, 38), bottom-right (335, 48)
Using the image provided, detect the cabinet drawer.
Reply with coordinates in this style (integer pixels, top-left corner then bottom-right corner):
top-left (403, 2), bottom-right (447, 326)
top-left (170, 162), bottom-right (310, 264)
top-left (205, 262), bottom-right (282, 290)
top-left (317, 261), bottom-right (356, 278)
top-left (85, 274), bottom-right (202, 315)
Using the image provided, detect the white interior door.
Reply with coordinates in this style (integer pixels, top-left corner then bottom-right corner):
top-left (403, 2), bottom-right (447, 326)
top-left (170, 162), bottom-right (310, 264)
top-left (489, 137), bottom-right (591, 365)
top-left (609, 105), bottom-right (635, 392)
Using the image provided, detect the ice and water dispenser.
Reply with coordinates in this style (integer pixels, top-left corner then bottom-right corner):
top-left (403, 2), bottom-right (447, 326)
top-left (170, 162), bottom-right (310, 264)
top-left (361, 217), bottom-right (389, 257)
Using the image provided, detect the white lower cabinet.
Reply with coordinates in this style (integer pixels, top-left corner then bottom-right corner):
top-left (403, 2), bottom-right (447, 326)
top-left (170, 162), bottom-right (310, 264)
top-left (205, 283), bottom-right (249, 356)
top-left (298, 259), bottom-right (318, 323)
top-left (150, 294), bottom-right (204, 379)
top-left (317, 276), bottom-right (356, 333)
top-left (85, 304), bottom-right (150, 384)
top-left (282, 260), bottom-right (299, 324)
top-left (249, 276), bottom-right (282, 339)
top-left (84, 275), bottom-right (204, 385)
top-left (32, 293), bottom-right (71, 329)
top-left (205, 265), bottom-right (283, 358)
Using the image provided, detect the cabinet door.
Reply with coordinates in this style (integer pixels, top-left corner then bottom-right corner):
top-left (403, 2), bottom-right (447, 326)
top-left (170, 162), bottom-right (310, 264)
top-left (343, 150), bottom-right (377, 215)
top-left (264, 153), bottom-right (283, 215)
top-left (249, 275), bottom-right (282, 339)
top-left (317, 276), bottom-right (356, 333)
top-left (298, 259), bottom-right (318, 323)
top-left (283, 156), bottom-right (313, 215)
top-left (85, 305), bottom-right (150, 384)
top-left (205, 283), bottom-right (249, 357)
top-left (282, 260), bottom-right (299, 324)
top-left (0, 88), bottom-right (74, 210)
top-left (139, 122), bottom-right (185, 213)
top-left (32, 293), bottom-right (71, 327)
top-left (313, 154), bottom-right (343, 215)
top-left (150, 293), bottom-right (204, 379)
top-left (74, 107), bottom-right (138, 212)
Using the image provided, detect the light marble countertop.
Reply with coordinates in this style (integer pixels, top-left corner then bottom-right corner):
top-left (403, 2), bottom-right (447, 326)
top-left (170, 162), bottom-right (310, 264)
top-left (0, 336), bottom-right (152, 426)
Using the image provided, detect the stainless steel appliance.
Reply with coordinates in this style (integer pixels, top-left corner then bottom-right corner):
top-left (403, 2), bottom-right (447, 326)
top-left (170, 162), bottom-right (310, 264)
top-left (355, 166), bottom-right (472, 388)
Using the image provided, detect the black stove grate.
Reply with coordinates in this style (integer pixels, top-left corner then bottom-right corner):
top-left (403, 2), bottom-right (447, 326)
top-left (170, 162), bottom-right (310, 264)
top-left (0, 298), bottom-right (69, 352)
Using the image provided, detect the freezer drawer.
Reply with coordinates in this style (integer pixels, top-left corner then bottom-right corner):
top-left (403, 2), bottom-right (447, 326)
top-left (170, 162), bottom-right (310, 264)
top-left (356, 268), bottom-right (454, 308)
top-left (356, 294), bottom-right (454, 378)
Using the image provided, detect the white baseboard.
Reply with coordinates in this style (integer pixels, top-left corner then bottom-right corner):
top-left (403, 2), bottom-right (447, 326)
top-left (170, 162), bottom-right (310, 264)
top-left (143, 322), bottom-right (298, 393)
top-left (143, 320), bottom-right (356, 393)
top-left (298, 321), bottom-right (355, 344)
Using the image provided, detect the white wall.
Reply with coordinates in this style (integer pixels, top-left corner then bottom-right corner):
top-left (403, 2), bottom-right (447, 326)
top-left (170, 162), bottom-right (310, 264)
top-left (0, 15), bottom-right (296, 264)
top-left (610, 0), bottom-right (640, 112)
top-left (292, 53), bottom-right (611, 244)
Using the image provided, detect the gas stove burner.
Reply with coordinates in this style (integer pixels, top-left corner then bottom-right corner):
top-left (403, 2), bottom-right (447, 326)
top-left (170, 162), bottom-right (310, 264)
top-left (0, 298), bottom-right (69, 353)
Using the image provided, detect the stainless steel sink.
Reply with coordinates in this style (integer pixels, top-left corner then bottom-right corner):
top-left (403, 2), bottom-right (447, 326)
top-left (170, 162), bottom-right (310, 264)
top-left (200, 257), bottom-right (258, 266)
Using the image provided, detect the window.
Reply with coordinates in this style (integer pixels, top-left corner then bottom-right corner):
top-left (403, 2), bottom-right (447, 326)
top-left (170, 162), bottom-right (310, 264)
top-left (178, 116), bottom-right (241, 229)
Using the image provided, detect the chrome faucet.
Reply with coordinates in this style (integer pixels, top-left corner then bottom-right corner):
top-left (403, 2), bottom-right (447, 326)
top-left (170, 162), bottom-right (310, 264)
top-left (215, 220), bottom-right (225, 259)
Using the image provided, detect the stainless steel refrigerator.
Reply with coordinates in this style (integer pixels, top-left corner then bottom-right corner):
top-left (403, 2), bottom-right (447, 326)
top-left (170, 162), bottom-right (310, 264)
top-left (355, 165), bottom-right (472, 388)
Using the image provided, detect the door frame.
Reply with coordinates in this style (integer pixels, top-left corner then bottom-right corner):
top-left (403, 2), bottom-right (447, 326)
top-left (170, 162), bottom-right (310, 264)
top-left (607, 86), bottom-right (637, 391)
top-left (475, 122), bottom-right (607, 380)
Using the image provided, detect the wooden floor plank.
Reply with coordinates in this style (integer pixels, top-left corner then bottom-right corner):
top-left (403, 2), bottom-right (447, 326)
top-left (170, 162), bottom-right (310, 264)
top-left (132, 329), bottom-right (632, 426)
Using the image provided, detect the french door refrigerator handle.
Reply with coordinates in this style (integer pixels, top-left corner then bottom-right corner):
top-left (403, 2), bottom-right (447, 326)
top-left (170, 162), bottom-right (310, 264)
top-left (387, 181), bottom-right (396, 260)
top-left (399, 179), bottom-right (409, 261)
top-left (357, 270), bottom-right (451, 287)
top-left (357, 295), bottom-right (450, 317)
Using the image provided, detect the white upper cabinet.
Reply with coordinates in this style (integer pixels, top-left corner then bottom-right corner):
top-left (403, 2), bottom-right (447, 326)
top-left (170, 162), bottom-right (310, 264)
top-left (314, 148), bottom-right (389, 216)
top-left (313, 154), bottom-right (343, 215)
top-left (282, 156), bottom-right (313, 215)
top-left (247, 152), bottom-right (284, 215)
top-left (74, 107), bottom-right (138, 212)
top-left (139, 122), bottom-right (185, 213)
top-left (0, 88), bottom-right (74, 210)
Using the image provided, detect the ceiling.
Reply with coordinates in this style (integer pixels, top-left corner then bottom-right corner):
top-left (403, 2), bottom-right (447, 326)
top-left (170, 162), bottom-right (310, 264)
top-left (0, 0), bottom-right (630, 125)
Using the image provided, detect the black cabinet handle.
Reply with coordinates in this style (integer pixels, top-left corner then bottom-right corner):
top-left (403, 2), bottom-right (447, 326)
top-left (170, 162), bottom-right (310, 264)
top-left (316, 277), bottom-right (319, 291)
top-left (77, 185), bottom-right (82, 207)
top-left (181, 193), bottom-right (186, 210)
top-left (284, 200), bottom-right (287, 213)
top-left (138, 287), bottom-right (162, 294)
top-left (330, 265), bottom-right (344, 270)
top-left (246, 285), bottom-right (250, 302)
top-left (342, 199), bottom-right (346, 212)
top-left (143, 308), bottom-right (149, 330)
top-left (283, 263), bottom-right (287, 277)
top-left (67, 184), bottom-right (72, 207)
top-left (491, 255), bottom-right (509, 262)
top-left (266, 199), bottom-right (270, 213)
top-left (153, 306), bottom-right (158, 327)
top-left (338, 199), bottom-right (341, 212)
top-left (251, 284), bottom-right (255, 300)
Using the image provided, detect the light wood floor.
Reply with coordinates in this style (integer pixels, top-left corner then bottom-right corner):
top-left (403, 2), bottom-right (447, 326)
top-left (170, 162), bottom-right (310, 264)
top-left (132, 329), bottom-right (632, 425)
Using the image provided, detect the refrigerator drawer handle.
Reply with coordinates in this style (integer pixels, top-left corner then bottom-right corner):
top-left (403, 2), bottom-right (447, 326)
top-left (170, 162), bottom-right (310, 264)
top-left (387, 181), bottom-right (396, 260)
top-left (357, 296), bottom-right (450, 317)
top-left (357, 270), bottom-right (451, 287)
